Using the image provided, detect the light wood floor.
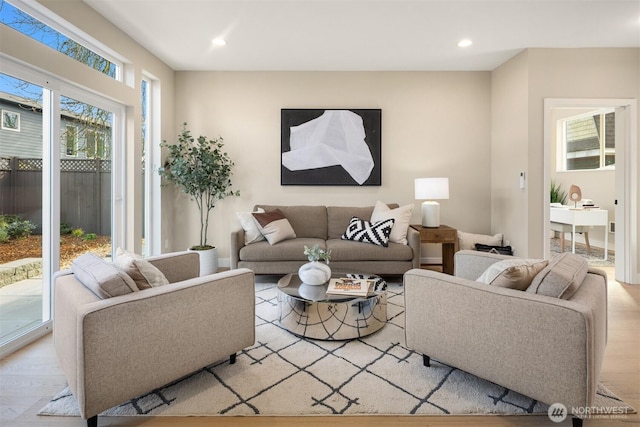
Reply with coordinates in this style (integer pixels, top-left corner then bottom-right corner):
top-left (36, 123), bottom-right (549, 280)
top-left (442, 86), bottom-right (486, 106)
top-left (1, 267), bottom-right (637, 427)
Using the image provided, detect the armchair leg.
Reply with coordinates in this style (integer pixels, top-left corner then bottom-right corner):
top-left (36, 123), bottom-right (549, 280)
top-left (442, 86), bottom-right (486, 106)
top-left (572, 416), bottom-right (583, 427)
top-left (229, 353), bottom-right (236, 364)
top-left (87, 415), bottom-right (97, 427)
top-left (423, 355), bottom-right (430, 367)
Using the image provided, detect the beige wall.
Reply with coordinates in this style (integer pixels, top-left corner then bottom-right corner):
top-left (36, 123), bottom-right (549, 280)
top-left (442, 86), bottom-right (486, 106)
top-left (490, 50), bottom-right (530, 256)
top-left (171, 71), bottom-right (492, 263)
top-left (492, 48), bottom-right (639, 281)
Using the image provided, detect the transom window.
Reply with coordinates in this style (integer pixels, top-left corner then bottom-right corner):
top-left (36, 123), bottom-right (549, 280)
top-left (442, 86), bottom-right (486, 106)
top-left (0, 0), bottom-right (120, 79)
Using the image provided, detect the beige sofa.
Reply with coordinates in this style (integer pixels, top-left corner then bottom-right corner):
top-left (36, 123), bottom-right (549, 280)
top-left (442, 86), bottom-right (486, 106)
top-left (230, 204), bottom-right (420, 275)
top-left (53, 251), bottom-right (256, 426)
top-left (404, 250), bottom-right (607, 425)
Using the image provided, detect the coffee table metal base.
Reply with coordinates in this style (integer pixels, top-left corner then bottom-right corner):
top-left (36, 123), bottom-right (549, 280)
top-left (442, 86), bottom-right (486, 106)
top-left (277, 292), bottom-right (387, 340)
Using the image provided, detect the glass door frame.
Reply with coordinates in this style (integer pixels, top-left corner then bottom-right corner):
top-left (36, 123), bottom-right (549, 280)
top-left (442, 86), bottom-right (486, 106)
top-left (0, 56), bottom-right (127, 356)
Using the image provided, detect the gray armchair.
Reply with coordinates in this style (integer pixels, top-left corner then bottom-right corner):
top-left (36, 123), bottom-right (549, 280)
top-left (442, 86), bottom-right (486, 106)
top-left (404, 250), bottom-right (607, 427)
top-left (53, 251), bottom-right (255, 427)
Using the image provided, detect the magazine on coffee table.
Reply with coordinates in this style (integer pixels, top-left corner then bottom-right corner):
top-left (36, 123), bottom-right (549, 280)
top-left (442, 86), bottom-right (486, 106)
top-left (326, 277), bottom-right (372, 297)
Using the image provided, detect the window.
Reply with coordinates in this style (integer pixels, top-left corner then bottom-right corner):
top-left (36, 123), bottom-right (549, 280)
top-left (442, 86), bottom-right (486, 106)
top-left (86, 129), bottom-right (106, 158)
top-left (0, 0), bottom-right (120, 79)
top-left (559, 109), bottom-right (615, 171)
top-left (1, 109), bottom-right (19, 131)
top-left (65, 124), bottom-right (77, 156)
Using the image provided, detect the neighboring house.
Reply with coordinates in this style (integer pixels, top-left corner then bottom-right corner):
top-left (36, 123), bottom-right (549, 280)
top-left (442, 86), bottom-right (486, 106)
top-left (0, 91), bottom-right (112, 159)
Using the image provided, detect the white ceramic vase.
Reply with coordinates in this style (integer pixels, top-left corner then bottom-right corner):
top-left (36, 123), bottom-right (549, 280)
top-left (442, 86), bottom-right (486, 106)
top-left (298, 261), bottom-right (331, 286)
top-left (297, 283), bottom-right (328, 301)
top-left (188, 246), bottom-right (218, 276)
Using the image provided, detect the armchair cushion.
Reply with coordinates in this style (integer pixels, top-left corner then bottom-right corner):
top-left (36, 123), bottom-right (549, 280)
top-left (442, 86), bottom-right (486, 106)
top-left (477, 258), bottom-right (549, 291)
top-left (527, 252), bottom-right (589, 299)
top-left (71, 253), bottom-right (138, 299)
top-left (113, 248), bottom-right (169, 290)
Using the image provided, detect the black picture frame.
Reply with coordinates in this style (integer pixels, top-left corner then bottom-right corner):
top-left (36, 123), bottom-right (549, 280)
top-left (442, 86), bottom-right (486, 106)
top-left (281, 108), bottom-right (381, 186)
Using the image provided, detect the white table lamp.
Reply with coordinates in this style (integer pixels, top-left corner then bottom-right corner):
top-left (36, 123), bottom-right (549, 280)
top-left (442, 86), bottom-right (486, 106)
top-left (415, 177), bottom-right (449, 228)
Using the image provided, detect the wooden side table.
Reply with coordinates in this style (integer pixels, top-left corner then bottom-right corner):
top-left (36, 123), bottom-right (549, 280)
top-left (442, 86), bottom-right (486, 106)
top-left (410, 224), bottom-right (459, 275)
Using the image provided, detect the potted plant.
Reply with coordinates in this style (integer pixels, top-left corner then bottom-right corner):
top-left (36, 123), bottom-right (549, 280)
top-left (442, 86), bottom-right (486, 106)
top-left (159, 122), bottom-right (239, 275)
top-left (298, 244), bottom-right (332, 285)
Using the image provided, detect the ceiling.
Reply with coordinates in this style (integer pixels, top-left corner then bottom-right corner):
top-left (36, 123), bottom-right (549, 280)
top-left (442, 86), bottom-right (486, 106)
top-left (82, 0), bottom-right (640, 71)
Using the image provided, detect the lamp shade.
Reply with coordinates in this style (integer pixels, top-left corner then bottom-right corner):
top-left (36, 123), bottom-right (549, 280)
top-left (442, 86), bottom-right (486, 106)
top-left (415, 178), bottom-right (449, 200)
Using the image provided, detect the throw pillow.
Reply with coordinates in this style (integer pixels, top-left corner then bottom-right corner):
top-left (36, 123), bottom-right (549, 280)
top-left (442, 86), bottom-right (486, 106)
top-left (477, 258), bottom-right (549, 291)
top-left (341, 216), bottom-right (395, 247)
top-left (113, 247), bottom-right (169, 290)
top-left (71, 253), bottom-right (138, 299)
top-left (236, 208), bottom-right (266, 244)
top-left (457, 231), bottom-right (503, 251)
top-left (527, 252), bottom-right (588, 299)
top-left (252, 209), bottom-right (297, 245)
top-left (475, 243), bottom-right (514, 256)
top-left (370, 200), bottom-right (413, 245)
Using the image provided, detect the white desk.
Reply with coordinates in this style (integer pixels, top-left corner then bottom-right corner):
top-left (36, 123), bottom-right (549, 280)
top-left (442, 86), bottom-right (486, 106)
top-left (550, 207), bottom-right (608, 260)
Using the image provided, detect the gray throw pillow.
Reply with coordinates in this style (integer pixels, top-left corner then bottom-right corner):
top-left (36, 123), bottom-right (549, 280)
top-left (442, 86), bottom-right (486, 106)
top-left (527, 252), bottom-right (588, 299)
top-left (72, 253), bottom-right (138, 299)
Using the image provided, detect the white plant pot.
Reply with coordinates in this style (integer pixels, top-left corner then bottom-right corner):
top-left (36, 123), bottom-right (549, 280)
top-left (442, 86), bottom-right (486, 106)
top-left (188, 246), bottom-right (218, 276)
top-left (298, 261), bottom-right (331, 286)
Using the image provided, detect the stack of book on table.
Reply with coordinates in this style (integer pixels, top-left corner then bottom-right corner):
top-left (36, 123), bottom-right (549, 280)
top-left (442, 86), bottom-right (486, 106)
top-left (326, 277), bottom-right (373, 297)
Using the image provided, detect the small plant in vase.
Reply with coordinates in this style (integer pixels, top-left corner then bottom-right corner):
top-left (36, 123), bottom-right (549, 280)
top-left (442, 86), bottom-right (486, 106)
top-left (299, 244), bottom-right (332, 286)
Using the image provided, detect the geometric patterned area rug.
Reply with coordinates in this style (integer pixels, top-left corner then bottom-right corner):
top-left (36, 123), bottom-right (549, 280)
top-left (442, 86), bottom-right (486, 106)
top-left (39, 280), bottom-right (634, 418)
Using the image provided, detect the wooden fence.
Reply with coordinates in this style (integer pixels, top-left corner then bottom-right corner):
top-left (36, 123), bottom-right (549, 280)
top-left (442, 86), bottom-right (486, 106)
top-left (0, 157), bottom-right (111, 235)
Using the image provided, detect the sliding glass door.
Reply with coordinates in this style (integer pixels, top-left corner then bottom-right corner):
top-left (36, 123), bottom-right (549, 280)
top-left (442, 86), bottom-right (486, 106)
top-left (0, 64), bottom-right (124, 354)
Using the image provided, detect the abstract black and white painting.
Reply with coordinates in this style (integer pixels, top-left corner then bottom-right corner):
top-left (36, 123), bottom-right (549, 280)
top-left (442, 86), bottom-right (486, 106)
top-left (281, 109), bottom-right (381, 186)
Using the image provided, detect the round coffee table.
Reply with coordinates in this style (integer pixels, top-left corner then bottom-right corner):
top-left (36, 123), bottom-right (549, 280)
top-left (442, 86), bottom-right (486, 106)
top-left (276, 272), bottom-right (387, 340)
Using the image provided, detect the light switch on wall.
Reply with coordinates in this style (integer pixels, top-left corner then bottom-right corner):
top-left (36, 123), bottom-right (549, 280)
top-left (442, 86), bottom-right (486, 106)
top-left (519, 172), bottom-right (526, 189)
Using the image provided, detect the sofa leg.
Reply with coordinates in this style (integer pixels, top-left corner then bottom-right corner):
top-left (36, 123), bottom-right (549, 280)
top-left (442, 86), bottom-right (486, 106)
top-left (423, 355), bottom-right (430, 367)
top-left (87, 415), bottom-right (97, 427)
top-left (572, 416), bottom-right (583, 427)
top-left (229, 353), bottom-right (236, 364)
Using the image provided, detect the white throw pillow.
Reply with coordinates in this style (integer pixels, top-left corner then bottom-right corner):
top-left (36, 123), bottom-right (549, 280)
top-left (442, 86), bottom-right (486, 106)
top-left (457, 231), bottom-right (503, 251)
top-left (370, 200), bottom-right (413, 245)
top-left (477, 258), bottom-right (549, 291)
top-left (236, 208), bottom-right (265, 244)
top-left (113, 247), bottom-right (170, 290)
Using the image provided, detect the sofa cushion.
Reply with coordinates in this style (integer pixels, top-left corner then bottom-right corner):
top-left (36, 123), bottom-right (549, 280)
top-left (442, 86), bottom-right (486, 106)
top-left (327, 239), bottom-right (413, 261)
top-left (240, 238), bottom-right (325, 261)
top-left (341, 216), bottom-right (395, 247)
top-left (113, 247), bottom-right (169, 290)
top-left (371, 200), bottom-right (413, 245)
top-left (527, 252), bottom-right (589, 299)
top-left (458, 231), bottom-right (503, 251)
top-left (477, 258), bottom-right (549, 291)
top-left (236, 208), bottom-right (265, 244)
top-left (252, 209), bottom-right (297, 245)
top-left (327, 204), bottom-right (399, 239)
top-left (256, 205), bottom-right (327, 239)
top-left (71, 253), bottom-right (138, 299)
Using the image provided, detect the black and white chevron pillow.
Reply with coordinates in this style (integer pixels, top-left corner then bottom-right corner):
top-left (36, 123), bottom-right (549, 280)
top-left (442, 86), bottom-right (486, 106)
top-left (341, 216), bottom-right (395, 247)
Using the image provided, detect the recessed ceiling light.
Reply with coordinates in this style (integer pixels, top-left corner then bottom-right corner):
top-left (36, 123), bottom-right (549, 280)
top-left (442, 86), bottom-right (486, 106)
top-left (212, 38), bottom-right (226, 46)
top-left (458, 39), bottom-right (473, 48)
